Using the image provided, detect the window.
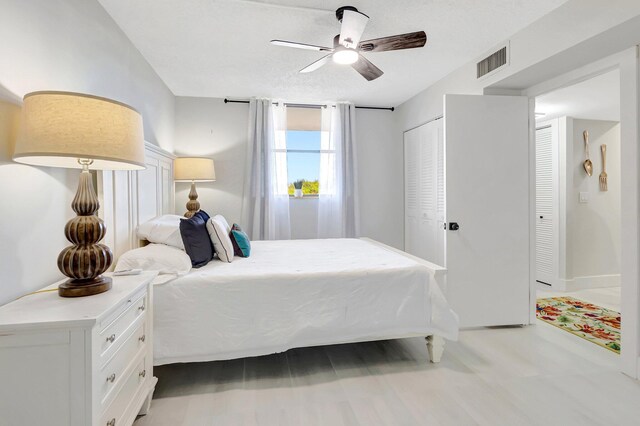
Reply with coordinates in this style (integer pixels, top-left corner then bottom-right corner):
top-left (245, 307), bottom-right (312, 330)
top-left (286, 130), bottom-right (320, 195)
top-left (283, 107), bottom-right (323, 196)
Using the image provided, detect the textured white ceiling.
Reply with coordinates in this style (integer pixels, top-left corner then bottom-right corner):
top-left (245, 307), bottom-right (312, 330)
top-left (99, 0), bottom-right (568, 106)
top-left (536, 70), bottom-right (620, 122)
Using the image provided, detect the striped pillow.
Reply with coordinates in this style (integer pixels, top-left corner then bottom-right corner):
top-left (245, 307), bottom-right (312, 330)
top-left (205, 215), bottom-right (234, 263)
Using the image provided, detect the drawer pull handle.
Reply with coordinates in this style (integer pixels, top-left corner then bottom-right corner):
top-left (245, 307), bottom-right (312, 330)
top-left (107, 419), bottom-right (116, 426)
top-left (139, 369), bottom-right (146, 378)
top-left (139, 334), bottom-right (146, 343)
top-left (106, 373), bottom-right (116, 383)
top-left (106, 334), bottom-right (116, 343)
top-left (138, 304), bottom-right (145, 312)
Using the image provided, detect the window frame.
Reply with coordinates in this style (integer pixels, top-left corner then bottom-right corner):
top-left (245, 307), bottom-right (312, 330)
top-left (284, 108), bottom-right (327, 198)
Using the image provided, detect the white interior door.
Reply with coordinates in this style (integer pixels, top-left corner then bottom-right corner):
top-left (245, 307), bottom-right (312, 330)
top-left (535, 122), bottom-right (559, 286)
top-left (444, 94), bottom-right (530, 327)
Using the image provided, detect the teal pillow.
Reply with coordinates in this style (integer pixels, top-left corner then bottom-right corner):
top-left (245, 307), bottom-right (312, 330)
top-left (230, 224), bottom-right (251, 257)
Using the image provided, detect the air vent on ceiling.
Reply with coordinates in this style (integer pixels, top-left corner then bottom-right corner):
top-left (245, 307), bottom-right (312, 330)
top-left (477, 45), bottom-right (508, 79)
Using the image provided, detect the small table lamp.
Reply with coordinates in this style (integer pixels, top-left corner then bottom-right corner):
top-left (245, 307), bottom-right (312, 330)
top-left (13, 91), bottom-right (145, 297)
top-left (174, 157), bottom-right (216, 218)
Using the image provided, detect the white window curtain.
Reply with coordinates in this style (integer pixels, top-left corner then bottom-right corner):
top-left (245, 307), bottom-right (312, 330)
top-left (242, 98), bottom-right (291, 240)
top-left (317, 102), bottom-right (360, 238)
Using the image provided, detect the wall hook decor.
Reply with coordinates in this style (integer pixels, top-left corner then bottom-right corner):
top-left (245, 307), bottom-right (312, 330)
top-left (583, 130), bottom-right (593, 177)
top-left (600, 144), bottom-right (608, 191)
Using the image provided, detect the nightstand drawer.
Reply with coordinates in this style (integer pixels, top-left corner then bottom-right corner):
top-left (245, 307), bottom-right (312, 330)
top-left (101, 355), bottom-right (148, 426)
top-left (100, 290), bottom-right (146, 356)
top-left (100, 320), bottom-right (146, 406)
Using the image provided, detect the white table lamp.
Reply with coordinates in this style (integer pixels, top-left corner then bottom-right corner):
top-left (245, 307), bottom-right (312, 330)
top-left (174, 157), bottom-right (216, 218)
top-left (13, 91), bottom-right (145, 297)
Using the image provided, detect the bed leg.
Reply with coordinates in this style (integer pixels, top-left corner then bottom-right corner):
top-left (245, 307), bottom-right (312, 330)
top-left (426, 335), bottom-right (444, 363)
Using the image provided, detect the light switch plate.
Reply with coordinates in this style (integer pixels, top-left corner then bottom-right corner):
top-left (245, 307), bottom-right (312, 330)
top-left (579, 192), bottom-right (589, 203)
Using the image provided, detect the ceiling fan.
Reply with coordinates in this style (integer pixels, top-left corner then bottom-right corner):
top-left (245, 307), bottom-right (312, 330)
top-left (270, 6), bottom-right (427, 81)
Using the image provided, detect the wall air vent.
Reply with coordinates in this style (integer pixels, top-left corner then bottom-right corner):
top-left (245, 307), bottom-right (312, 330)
top-left (477, 45), bottom-right (508, 79)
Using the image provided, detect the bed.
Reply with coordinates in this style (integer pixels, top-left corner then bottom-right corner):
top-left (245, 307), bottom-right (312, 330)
top-left (147, 237), bottom-right (458, 366)
top-left (101, 147), bottom-right (458, 366)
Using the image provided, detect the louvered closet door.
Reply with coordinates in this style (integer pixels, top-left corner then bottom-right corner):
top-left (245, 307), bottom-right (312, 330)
top-left (435, 120), bottom-right (445, 267)
top-left (404, 121), bottom-right (443, 264)
top-left (417, 121), bottom-right (441, 263)
top-left (535, 123), bottom-right (559, 286)
top-left (404, 128), bottom-right (420, 256)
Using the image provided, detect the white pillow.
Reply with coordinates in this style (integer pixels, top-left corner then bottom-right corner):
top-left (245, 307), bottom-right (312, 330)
top-left (214, 214), bottom-right (231, 234)
top-left (115, 244), bottom-right (192, 276)
top-left (137, 215), bottom-right (185, 250)
top-left (206, 216), bottom-right (234, 263)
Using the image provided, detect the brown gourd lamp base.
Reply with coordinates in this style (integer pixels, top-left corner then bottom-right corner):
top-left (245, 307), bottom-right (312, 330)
top-left (184, 180), bottom-right (201, 218)
top-left (57, 160), bottom-right (114, 297)
top-left (58, 276), bottom-right (113, 297)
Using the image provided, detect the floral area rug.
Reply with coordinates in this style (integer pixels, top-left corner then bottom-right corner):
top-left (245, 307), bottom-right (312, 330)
top-left (536, 297), bottom-right (620, 354)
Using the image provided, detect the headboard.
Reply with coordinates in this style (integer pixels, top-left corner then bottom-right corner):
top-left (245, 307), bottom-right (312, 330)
top-left (98, 142), bottom-right (175, 265)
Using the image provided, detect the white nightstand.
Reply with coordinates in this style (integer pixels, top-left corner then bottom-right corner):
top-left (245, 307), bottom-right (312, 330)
top-left (0, 271), bottom-right (158, 426)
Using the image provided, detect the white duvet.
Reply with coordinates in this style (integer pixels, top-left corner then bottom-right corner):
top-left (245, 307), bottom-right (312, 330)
top-left (152, 238), bottom-right (459, 365)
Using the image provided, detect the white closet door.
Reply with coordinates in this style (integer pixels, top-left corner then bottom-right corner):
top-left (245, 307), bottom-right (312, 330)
top-left (535, 122), bottom-right (559, 285)
top-left (404, 120), bottom-right (444, 265)
top-left (435, 120), bottom-right (445, 267)
top-left (417, 120), bottom-right (442, 263)
top-left (444, 94), bottom-right (530, 327)
top-left (404, 128), bottom-right (420, 256)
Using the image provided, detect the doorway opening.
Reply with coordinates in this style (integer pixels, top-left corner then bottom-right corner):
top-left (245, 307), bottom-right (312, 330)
top-left (534, 69), bottom-right (622, 354)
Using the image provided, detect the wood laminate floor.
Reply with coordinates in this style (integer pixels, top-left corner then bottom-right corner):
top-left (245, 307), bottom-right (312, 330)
top-left (134, 319), bottom-right (640, 426)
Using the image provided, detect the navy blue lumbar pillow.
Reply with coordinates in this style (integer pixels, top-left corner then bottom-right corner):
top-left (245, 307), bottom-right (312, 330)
top-left (195, 209), bottom-right (210, 223)
top-left (180, 214), bottom-right (214, 267)
top-left (230, 223), bottom-right (251, 257)
top-left (194, 210), bottom-right (214, 256)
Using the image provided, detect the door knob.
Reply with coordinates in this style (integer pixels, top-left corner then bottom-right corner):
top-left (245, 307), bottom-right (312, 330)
top-left (448, 222), bottom-right (459, 231)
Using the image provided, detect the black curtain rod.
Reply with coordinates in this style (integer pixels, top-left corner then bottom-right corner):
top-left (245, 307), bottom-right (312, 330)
top-left (223, 98), bottom-right (394, 112)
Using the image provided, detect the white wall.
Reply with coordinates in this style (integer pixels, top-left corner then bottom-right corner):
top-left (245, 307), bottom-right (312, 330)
top-left (0, 0), bottom-right (175, 151)
top-left (0, 103), bottom-right (76, 304)
top-left (568, 119), bottom-right (621, 284)
top-left (356, 109), bottom-right (403, 248)
top-left (0, 0), bottom-right (176, 305)
top-left (397, 0), bottom-right (640, 131)
top-left (173, 97), bottom-right (248, 223)
top-left (173, 97), bottom-right (402, 248)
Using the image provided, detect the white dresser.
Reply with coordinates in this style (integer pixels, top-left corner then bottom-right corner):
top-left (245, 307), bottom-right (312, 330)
top-left (0, 271), bottom-right (158, 426)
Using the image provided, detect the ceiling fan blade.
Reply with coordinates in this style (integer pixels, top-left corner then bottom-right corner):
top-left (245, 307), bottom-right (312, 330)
top-left (300, 54), bottom-right (332, 73)
top-left (339, 10), bottom-right (369, 48)
top-left (358, 31), bottom-right (427, 52)
top-left (271, 40), bottom-right (333, 52)
top-left (351, 55), bottom-right (383, 81)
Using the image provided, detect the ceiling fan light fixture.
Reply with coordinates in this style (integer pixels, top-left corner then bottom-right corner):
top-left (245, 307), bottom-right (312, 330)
top-left (333, 48), bottom-right (359, 65)
top-left (274, 6), bottom-right (426, 80)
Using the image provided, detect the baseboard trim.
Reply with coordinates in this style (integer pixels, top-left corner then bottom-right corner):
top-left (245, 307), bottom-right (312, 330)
top-left (554, 274), bottom-right (620, 291)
